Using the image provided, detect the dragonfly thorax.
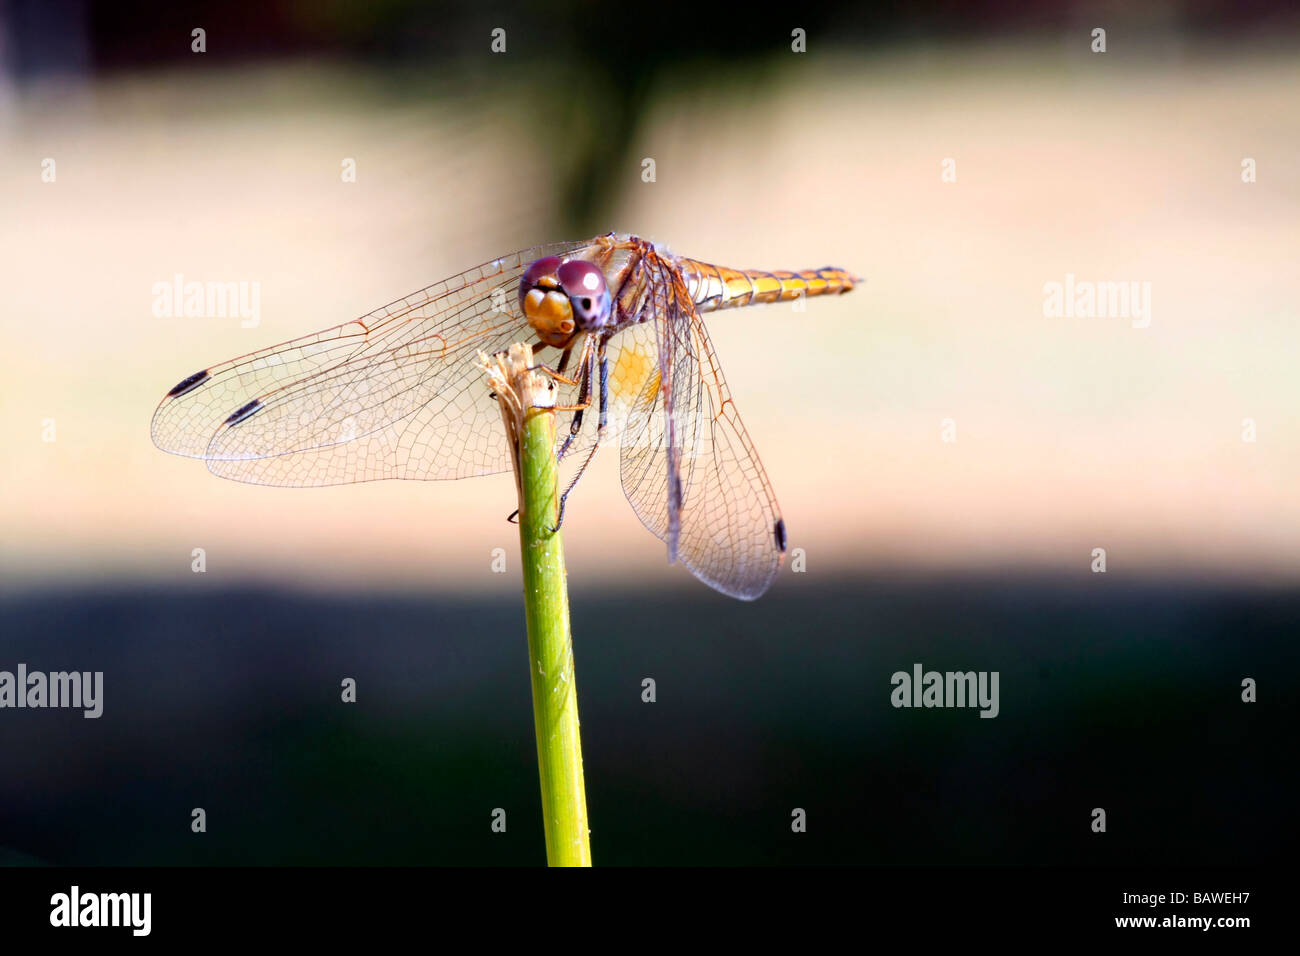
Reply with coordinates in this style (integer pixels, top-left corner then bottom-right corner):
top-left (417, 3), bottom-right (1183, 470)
top-left (519, 255), bottom-right (613, 347)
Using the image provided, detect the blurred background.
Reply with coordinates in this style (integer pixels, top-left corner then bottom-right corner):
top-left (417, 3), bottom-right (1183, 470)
top-left (0, 0), bottom-right (1296, 865)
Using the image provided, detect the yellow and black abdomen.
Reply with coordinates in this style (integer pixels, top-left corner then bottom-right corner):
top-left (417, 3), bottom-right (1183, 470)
top-left (679, 259), bottom-right (860, 314)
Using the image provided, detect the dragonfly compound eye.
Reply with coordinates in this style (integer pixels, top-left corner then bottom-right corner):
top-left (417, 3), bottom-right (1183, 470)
top-left (558, 259), bottom-right (612, 329)
top-left (520, 255), bottom-right (580, 346)
top-left (519, 256), bottom-right (563, 308)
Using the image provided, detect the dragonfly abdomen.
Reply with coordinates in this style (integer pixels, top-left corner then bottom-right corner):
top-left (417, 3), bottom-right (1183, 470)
top-left (680, 260), bottom-right (859, 313)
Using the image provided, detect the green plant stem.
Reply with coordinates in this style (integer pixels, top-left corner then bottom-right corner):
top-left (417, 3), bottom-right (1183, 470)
top-left (515, 393), bottom-right (591, 867)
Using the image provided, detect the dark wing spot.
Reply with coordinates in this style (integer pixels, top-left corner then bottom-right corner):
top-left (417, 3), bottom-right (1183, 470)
top-left (166, 369), bottom-right (210, 397)
top-left (774, 518), bottom-right (787, 552)
top-left (224, 399), bottom-right (262, 426)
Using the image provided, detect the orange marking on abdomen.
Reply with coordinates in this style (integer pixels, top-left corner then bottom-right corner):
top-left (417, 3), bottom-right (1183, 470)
top-left (680, 260), bottom-right (860, 314)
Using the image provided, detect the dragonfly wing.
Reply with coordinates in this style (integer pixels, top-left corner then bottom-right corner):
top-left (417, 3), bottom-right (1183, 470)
top-left (616, 262), bottom-right (787, 600)
top-left (151, 241), bottom-right (589, 486)
top-left (204, 320), bottom-right (549, 485)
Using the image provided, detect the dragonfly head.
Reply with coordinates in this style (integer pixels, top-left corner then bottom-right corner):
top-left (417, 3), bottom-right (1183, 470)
top-left (520, 256), bottom-right (612, 347)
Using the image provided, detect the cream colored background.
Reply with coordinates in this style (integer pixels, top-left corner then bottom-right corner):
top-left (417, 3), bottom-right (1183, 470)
top-left (2, 46), bottom-right (1296, 593)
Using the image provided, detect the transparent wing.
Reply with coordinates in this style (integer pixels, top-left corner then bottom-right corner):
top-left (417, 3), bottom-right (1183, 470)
top-left (615, 258), bottom-right (787, 600)
top-left (151, 240), bottom-right (592, 487)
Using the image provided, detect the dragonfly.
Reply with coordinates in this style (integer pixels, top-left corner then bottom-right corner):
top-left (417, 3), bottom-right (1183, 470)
top-left (152, 233), bottom-right (859, 600)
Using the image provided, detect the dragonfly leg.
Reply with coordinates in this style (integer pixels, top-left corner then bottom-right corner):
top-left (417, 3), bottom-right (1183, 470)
top-left (552, 338), bottom-right (610, 532)
top-left (530, 336), bottom-right (590, 389)
top-left (556, 337), bottom-right (597, 460)
top-left (493, 344), bottom-right (571, 403)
